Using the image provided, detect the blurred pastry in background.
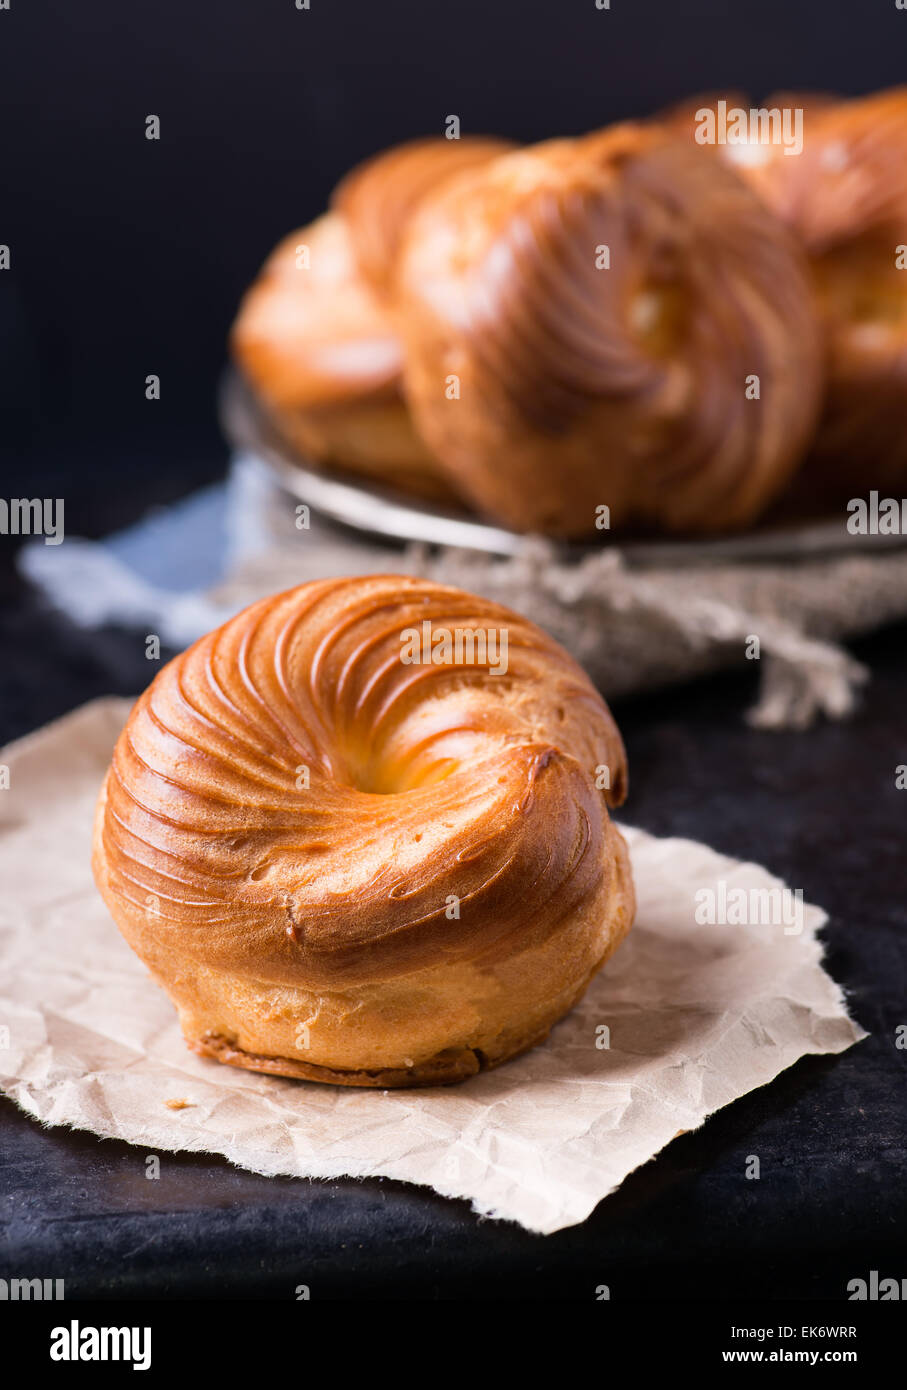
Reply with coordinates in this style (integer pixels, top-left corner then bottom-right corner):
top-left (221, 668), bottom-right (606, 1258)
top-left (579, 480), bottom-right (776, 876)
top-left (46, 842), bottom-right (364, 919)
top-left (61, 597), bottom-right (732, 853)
top-left (231, 211), bottom-right (444, 500)
top-left (744, 88), bottom-right (907, 501)
top-left (332, 134), bottom-right (517, 299)
top-left (669, 87), bottom-right (907, 503)
top-left (230, 91), bottom-right (907, 536)
top-left (397, 124), bottom-right (822, 536)
top-left (231, 136), bottom-right (514, 504)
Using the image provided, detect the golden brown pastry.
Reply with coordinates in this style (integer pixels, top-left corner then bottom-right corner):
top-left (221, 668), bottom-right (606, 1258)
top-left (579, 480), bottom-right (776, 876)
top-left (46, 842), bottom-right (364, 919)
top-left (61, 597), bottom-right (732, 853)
top-left (744, 90), bottom-right (907, 500)
top-left (668, 89), bottom-right (907, 502)
top-left (333, 134), bottom-right (518, 298)
top-left (728, 90), bottom-right (907, 258)
top-left (395, 123), bottom-right (823, 537)
top-left (231, 137), bottom-right (514, 503)
top-left (230, 212), bottom-right (448, 500)
top-left (92, 576), bottom-right (634, 1088)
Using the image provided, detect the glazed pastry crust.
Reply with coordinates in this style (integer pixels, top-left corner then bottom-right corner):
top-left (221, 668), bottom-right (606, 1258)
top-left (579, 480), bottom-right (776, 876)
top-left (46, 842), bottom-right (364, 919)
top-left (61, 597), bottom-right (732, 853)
top-left (93, 576), bottom-right (635, 1086)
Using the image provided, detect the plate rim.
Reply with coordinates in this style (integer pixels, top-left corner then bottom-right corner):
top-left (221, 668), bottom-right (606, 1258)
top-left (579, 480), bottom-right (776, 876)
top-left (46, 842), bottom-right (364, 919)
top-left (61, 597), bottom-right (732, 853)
top-left (219, 369), bottom-right (907, 569)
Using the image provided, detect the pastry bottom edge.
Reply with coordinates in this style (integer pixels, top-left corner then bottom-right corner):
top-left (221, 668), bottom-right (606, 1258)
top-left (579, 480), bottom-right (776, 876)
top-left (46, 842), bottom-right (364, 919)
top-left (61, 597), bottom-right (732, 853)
top-left (188, 1027), bottom-right (551, 1089)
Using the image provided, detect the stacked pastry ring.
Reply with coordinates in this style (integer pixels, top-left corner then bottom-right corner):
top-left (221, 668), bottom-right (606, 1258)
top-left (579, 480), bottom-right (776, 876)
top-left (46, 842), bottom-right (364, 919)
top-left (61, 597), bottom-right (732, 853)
top-left (665, 86), bottom-right (907, 505)
top-left (93, 575), bottom-right (635, 1086)
top-left (729, 89), bottom-right (907, 501)
top-left (230, 137), bottom-right (515, 503)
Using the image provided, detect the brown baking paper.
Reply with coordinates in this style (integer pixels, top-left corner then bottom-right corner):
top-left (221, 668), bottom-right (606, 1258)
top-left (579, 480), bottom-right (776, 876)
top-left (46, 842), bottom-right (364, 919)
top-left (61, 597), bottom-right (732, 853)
top-left (0, 698), bottom-right (865, 1234)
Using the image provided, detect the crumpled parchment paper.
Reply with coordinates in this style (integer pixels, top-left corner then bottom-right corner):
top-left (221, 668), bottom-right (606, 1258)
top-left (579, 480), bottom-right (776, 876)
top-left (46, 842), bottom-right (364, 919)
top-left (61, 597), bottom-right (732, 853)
top-left (0, 698), bottom-right (865, 1234)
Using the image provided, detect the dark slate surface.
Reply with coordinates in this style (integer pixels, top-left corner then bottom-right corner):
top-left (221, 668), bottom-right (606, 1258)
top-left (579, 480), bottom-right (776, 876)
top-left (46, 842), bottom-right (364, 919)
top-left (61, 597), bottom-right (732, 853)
top-left (0, 575), bottom-right (904, 1300)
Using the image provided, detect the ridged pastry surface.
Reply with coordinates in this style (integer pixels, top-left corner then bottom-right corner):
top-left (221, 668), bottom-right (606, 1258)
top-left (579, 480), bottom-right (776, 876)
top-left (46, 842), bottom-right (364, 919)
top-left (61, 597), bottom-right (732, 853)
top-left (397, 125), bottom-right (823, 536)
top-left (93, 577), bottom-right (634, 1085)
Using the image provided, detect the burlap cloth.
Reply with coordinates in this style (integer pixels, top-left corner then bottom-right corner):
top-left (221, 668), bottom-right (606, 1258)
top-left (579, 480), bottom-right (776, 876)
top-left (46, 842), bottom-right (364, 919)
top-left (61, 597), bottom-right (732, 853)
top-left (21, 457), bottom-right (907, 728)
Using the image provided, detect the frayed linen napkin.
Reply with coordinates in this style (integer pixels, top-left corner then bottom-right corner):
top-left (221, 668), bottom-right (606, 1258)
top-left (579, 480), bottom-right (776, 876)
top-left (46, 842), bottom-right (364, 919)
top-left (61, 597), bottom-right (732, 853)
top-left (0, 698), bottom-right (864, 1234)
top-left (19, 458), bottom-right (907, 729)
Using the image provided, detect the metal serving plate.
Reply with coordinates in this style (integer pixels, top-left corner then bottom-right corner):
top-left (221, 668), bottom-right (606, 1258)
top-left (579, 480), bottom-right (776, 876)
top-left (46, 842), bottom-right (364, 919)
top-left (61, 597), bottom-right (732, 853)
top-left (220, 371), bottom-right (906, 569)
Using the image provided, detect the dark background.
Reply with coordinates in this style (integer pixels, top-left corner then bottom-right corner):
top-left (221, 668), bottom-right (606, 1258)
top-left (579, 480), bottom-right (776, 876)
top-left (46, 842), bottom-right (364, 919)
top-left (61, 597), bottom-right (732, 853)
top-left (2, 0), bottom-right (907, 537)
top-left (0, 0), bottom-right (905, 1304)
